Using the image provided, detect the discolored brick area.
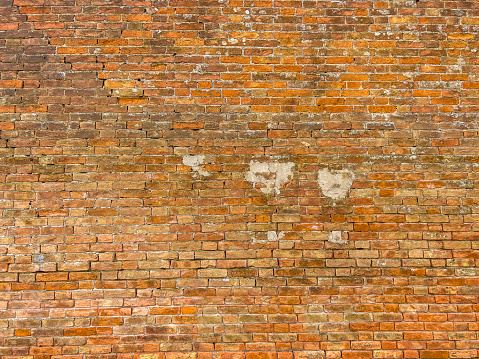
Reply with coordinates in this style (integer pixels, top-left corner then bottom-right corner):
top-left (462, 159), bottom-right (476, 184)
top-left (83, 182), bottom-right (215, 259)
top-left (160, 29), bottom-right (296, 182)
top-left (1, 0), bottom-right (479, 358)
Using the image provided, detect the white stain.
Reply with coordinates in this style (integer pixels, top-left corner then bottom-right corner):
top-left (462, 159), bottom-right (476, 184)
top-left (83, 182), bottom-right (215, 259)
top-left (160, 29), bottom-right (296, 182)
top-left (183, 155), bottom-right (210, 177)
top-left (253, 231), bottom-right (285, 243)
top-left (267, 231), bottom-right (285, 241)
top-left (317, 168), bottom-right (355, 200)
top-left (328, 231), bottom-right (347, 245)
top-left (246, 161), bottom-right (294, 195)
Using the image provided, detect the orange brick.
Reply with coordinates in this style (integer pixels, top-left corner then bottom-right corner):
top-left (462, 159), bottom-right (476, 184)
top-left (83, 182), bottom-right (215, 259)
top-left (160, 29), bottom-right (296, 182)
top-left (1, 2), bottom-right (477, 358)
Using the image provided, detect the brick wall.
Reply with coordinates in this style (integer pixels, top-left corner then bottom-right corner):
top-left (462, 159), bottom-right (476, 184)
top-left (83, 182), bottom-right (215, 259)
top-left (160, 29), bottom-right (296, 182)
top-left (1, 0), bottom-right (479, 358)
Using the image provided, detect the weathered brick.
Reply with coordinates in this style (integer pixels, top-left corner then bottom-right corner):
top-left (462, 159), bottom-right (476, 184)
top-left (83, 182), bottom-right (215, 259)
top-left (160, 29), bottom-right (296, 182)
top-left (0, 1), bottom-right (477, 358)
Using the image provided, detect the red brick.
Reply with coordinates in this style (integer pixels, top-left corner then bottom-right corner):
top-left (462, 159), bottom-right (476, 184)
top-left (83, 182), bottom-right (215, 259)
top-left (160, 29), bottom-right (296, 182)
top-left (64, 327), bottom-right (96, 336)
top-left (0, 2), bottom-right (477, 358)
top-left (342, 352), bottom-right (372, 359)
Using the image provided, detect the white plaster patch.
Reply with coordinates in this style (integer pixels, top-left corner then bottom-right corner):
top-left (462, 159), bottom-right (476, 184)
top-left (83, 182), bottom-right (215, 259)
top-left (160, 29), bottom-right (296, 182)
top-left (191, 64), bottom-right (204, 74)
top-left (328, 231), bottom-right (347, 245)
top-left (267, 231), bottom-right (284, 241)
top-left (317, 168), bottom-right (355, 200)
top-left (253, 231), bottom-right (285, 243)
top-left (246, 161), bottom-right (294, 195)
top-left (183, 155), bottom-right (210, 177)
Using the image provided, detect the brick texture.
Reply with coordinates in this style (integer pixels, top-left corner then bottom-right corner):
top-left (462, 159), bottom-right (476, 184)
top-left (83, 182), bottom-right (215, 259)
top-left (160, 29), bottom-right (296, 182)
top-left (1, 0), bottom-right (479, 358)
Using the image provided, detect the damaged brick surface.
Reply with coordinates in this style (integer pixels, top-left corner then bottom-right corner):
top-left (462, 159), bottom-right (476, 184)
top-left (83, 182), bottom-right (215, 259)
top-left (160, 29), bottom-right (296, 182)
top-left (0, 0), bottom-right (479, 358)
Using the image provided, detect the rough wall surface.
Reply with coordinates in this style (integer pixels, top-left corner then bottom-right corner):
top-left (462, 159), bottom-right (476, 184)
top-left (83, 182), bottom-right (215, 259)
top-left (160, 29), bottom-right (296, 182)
top-left (1, 0), bottom-right (479, 358)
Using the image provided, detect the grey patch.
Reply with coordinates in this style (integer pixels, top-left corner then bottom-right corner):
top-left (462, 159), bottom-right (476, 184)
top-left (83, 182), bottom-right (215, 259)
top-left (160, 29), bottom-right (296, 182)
top-left (317, 168), bottom-right (355, 200)
top-left (183, 155), bottom-right (210, 177)
top-left (246, 161), bottom-right (294, 195)
top-left (33, 254), bottom-right (45, 263)
top-left (328, 231), bottom-right (347, 244)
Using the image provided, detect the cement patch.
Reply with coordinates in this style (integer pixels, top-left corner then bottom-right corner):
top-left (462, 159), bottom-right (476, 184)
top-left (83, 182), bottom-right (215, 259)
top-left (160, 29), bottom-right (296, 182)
top-left (252, 231), bottom-right (285, 243)
top-left (317, 168), bottom-right (355, 200)
top-left (183, 155), bottom-right (210, 177)
top-left (246, 161), bottom-right (294, 195)
top-left (267, 231), bottom-right (285, 242)
top-left (328, 230), bottom-right (348, 244)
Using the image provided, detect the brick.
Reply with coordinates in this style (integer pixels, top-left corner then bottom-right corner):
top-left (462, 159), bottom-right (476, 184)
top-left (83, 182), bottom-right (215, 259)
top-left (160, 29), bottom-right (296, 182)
top-left (165, 354), bottom-right (197, 359)
top-left (342, 351), bottom-right (372, 359)
top-left (0, 1), bottom-right (477, 358)
top-left (64, 327), bottom-right (96, 336)
top-left (419, 351), bottom-right (449, 359)
top-left (246, 353), bottom-right (277, 359)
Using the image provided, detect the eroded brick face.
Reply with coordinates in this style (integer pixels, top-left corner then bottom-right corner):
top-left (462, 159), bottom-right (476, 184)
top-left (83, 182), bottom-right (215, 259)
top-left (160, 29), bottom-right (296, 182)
top-left (0, 0), bottom-right (479, 358)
